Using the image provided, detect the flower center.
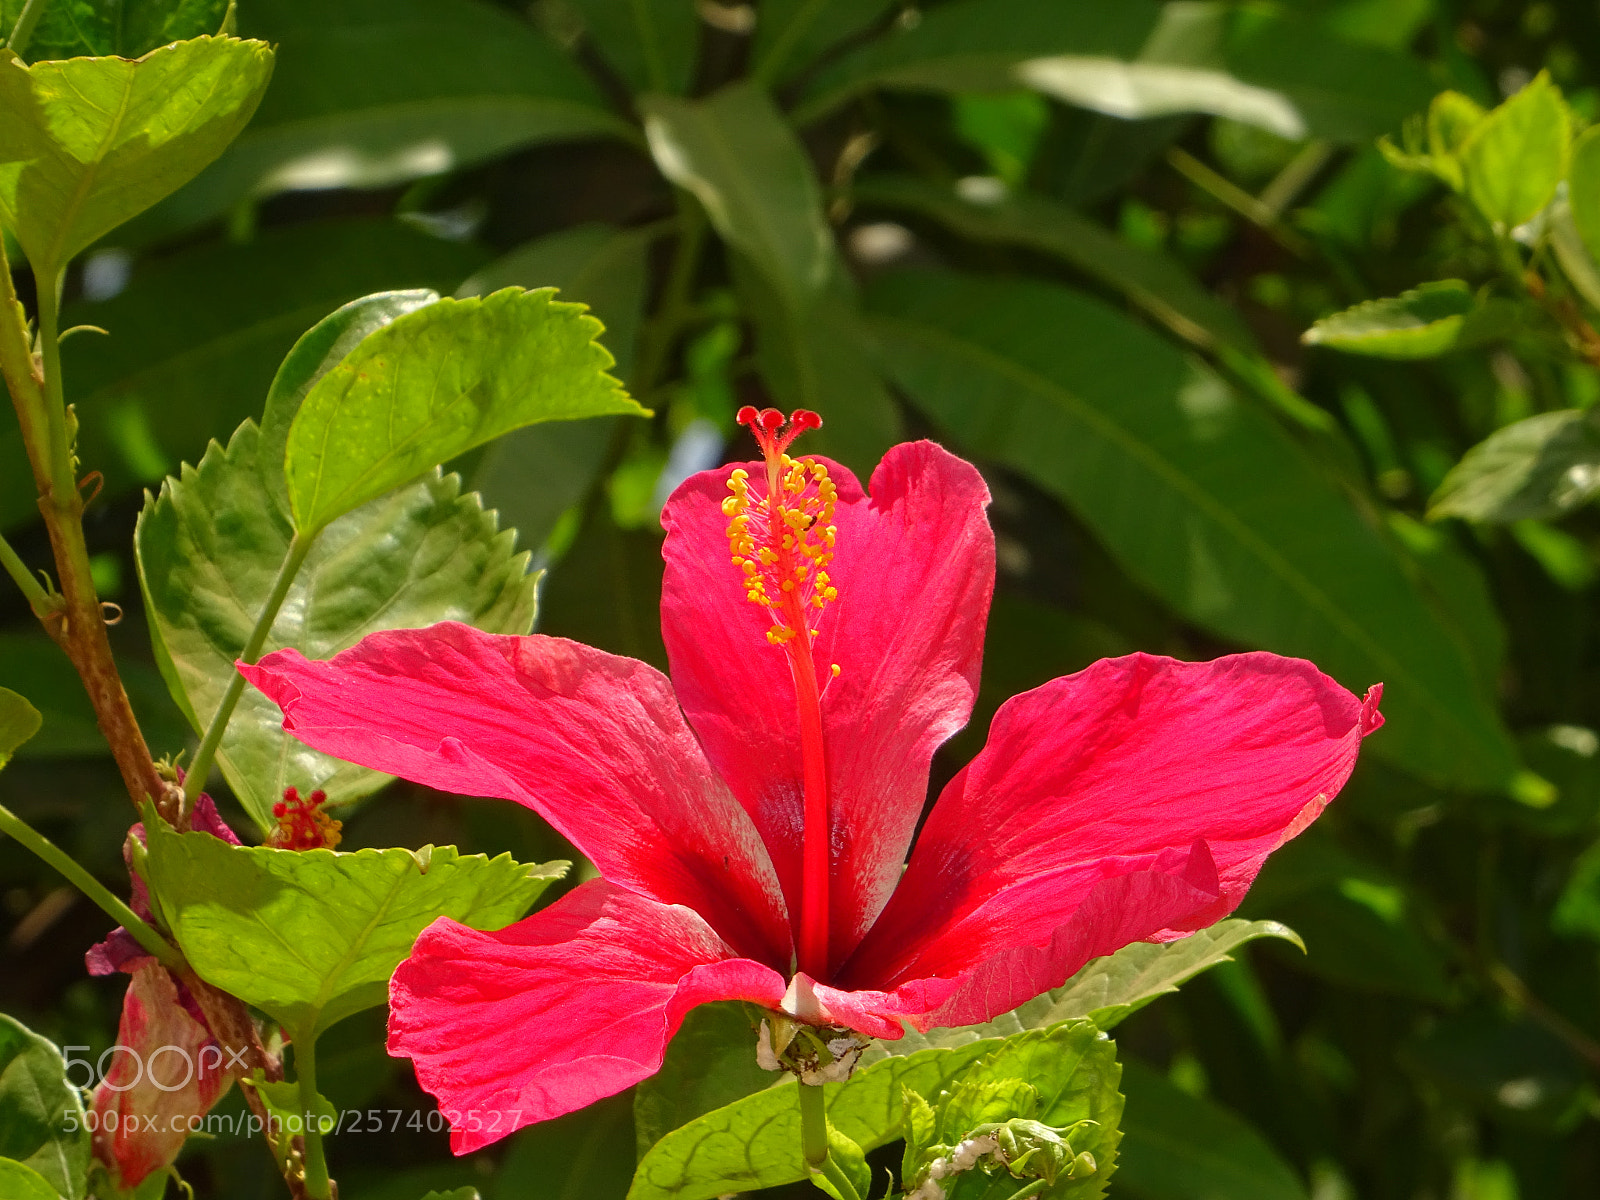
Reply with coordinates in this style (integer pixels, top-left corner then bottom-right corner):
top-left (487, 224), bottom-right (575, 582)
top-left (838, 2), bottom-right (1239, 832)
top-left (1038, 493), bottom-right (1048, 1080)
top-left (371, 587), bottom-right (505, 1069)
top-left (723, 406), bottom-right (836, 979)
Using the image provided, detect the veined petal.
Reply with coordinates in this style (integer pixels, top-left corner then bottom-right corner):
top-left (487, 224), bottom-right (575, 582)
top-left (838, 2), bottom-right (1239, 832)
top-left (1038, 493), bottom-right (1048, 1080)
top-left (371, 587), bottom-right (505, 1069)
top-left (843, 652), bottom-right (1380, 998)
top-left (242, 625), bottom-right (790, 964)
top-left (661, 441), bottom-right (993, 967)
top-left (388, 881), bottom-right (787, 1153)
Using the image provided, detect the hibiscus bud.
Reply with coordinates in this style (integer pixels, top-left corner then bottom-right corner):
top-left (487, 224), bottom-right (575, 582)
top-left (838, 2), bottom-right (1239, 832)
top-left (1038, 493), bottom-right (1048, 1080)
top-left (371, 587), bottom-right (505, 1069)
top-left (91, 962), bottom-right (246, 1190)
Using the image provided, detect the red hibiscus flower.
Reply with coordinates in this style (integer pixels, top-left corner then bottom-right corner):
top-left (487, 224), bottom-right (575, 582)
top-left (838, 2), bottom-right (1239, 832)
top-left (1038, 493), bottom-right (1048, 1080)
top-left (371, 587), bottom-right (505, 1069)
top-left (241, 410), bottom-right (1382, 1153)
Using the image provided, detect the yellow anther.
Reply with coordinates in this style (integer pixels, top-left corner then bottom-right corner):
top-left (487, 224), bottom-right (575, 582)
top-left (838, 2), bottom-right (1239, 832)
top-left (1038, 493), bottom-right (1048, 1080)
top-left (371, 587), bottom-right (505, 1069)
top-left (831, 663), bottom-right (841, 677)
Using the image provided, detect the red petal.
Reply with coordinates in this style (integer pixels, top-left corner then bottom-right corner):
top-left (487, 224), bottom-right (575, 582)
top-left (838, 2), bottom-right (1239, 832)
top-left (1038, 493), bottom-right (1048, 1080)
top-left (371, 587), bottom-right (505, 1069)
top-left (242, 625), bottom-right (790, 965)
top-left (661, 442), bottom-right (993, 967)
top-left (388, 881), bottom-right (787, 1151)
top-left (842, 652), bottom-right (1377, 1002)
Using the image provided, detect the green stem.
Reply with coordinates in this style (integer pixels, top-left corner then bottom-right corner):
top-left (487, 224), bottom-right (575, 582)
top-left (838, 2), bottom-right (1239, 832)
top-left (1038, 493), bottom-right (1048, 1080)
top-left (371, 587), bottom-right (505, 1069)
top-left (0, 529), bottom-right (52, 618)
top-left (6, 0), bottom-right (50, 56)
top-left (816, 1153), bottom-right (863, 1200)
top-left (0, 801), bottom-right (185, 972)
top-left (294, 1035), bottom-right (333, 1200)
top-left (798, 1079), bottom-right (830, 1168)
top-left (1166, 147), bottom-right (1314, 260)
top-left (184, 532), bottom-right (315, 808)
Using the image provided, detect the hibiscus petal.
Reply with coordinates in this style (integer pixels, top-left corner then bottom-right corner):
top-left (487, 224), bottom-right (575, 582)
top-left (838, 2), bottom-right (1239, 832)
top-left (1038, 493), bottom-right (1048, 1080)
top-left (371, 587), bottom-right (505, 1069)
top-left (843, 652), bottom-right (1380, 998)
top-left (388, 880), bottom-right (787, 1152)
top-left (661, 441), bottom-right (994, 967)
top-left (242, 625), bottom-right (790, 964)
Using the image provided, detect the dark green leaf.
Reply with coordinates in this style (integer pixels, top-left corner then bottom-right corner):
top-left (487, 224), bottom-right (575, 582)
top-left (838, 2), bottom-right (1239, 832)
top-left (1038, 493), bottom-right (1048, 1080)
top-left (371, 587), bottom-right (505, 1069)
top-left (1302, 281), bottom-right (1516, 359)
top-left (1114, 1058), bottom-right (1307, 1200)
top-left (0, 1014), bottom-right (89, 1200)
top-left (866, 269), bottom-right (1519, 790)
top-left (1554, 838), bottom-right (1600, 940)
top-left (420, 1190), bottom-right (480, 1200)
top-left (285, 287), bottom-right (644, 534)
top-left (0, 0), bottom-right (227, 61)
top-left (136, 420), bottom-right (538, 832)
top-left (136, 0), bottom-right (628, 235)
top-left (634, 1003), bottom-right (772, 1158)
top-left (0, 218), bottom-right (487, 533)
top-left (497, 1092), bottom-right (636, 1200)
top-left (0, 1158), bottom-right (57, 1200)
top-left (569, 0), bottom-right (698, 94)
top-left (0, 37), bottom-right (273, 274)
top-left (854, 174), bottom-right (1258, 354)
top-left (1428, 410), bottom-right (1600, 524)
top-left (143, 817), bottom-right (566, 1040)
top-left (537, 501), bottom-right (667, 670)
top-left (1460, 72), bottom-right (1569, 231)
top-left (1402, 1009), bottom-right (1585, 1128)
top-left (750, 0), bottom-right (895, 85)
top-left (0, 686), bottom-right (40, 767)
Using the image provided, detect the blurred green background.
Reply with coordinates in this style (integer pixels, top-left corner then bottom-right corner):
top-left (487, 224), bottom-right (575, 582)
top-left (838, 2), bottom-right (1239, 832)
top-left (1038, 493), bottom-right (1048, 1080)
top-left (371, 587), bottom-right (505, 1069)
top-left (7, 0), bottom-right (1600, 1197)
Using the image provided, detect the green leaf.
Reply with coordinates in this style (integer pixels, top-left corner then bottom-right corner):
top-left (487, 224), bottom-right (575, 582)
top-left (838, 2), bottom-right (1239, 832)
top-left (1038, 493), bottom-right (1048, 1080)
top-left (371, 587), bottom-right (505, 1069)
top-left (143, 817), bottom-right (566, 1040)
top-left (881, 921), bottom-right (1303, 1059)
top-left (629, 1022), bottom-right (1119, 1200)
top-left (284, 287), bottom-right (644, 535)
top-left (259, 288), bottom-right (443, 518)
top-left (499, 1092), bottom-right (636, 1200)
top-left (420, 1191), bottom-right (479, 1200)
top-left (865, 269), bottom-right (1519, 790)
top-left (1302, 281), bottom-right (1516, 359)
top-left (0, 36), bottom-right (273, 274)
top-left (1565, 125), bottom-right (1600, 272)
top-left (643, 82), bottom-right (832, 310)
top-left (569, 0), bottom-right (698, 94)
top-left (0, 686), bottom-right (40, 767)
top-left (1114, 1058), bottom-right (1307, 1200)
top-left (854, 174), bottom-right (1258, 355)
top-left (0, 0), bottom-right (227, 61)
top-left (0, 1158), bottom-right (58, 1200)
top-left (0, 218), bottom-right (487, 533)
top-left (0, 1013), bottom-right (89, 1200)
top-left (133, 0), bottom-right (628, 237)
top-left (751, 0), bottom-right (896, 85)
top-left (635, 1003), bottom-right (773, 1158)
top-left (1428, 410), bottom-right (1600, 524)
top-left (1461, 71), bottom-right (1570, 230)
top-left (136, 419), bottom-right (538, 831)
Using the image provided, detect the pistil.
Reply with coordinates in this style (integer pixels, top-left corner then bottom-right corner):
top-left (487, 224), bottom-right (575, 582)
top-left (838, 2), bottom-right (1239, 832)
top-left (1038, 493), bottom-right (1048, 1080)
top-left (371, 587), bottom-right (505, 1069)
top-left (723, 407), bottom-right (838, 978)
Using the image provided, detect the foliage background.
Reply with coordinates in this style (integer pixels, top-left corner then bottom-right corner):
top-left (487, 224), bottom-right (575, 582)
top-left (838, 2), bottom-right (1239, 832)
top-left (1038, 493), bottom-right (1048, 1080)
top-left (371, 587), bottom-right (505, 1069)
top-left (4, 0), bottom-right (1600, 1197)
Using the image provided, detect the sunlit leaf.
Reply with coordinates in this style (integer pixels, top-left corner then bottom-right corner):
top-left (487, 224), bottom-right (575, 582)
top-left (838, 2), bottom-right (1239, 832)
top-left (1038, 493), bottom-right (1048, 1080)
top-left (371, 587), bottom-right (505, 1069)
top-left (0, 1014), bottom-right (89, 1200)
top-left (143, 817), bottom-right (566, 1040)
top-left (1302, 281), bottom-right (1516, 359)
top-left (866, 269), bottom-right (1519, 790)
top-left (0, 0), bottom-right (226, 61)
top-left (0, 1158), bottom-right (57, 1200)
top-left (1428, 410), bottom-right (1600, 524)
top-left (0, 686), bottom-right (40, 767)
top-left (1460, 71), bottom-right (1569, 231)
top-left (136, 420), bottom-right (539, 831)
top-left (284, 287), bottom-right (644, 535)
top-left (0, 37), bottom-right (273, 274)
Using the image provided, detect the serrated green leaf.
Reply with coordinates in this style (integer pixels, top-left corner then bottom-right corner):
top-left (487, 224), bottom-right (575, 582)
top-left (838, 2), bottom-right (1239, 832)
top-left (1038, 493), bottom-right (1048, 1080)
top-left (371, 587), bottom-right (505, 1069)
top-left (0, 218), bottom-right (487, 534)
top-left (0, 686), bottom-right (40, 767)
top-left (0, 1158), bottom-right (58, 1200)
top-left (0, 1014), bottom-right (89, 1200)
top-left (143, 818), bottom-right (566, 1040)
top-left (883, 921), bottom-right (1303, 1057)
top-left (284, 287), bottom-right (644, 535)
top-left (1461, 71), bottom-right (1569, 230)
top-left (865, 269), bottom-right (1518, 790)
top-left (131, 0), bottom-right (629, 237)
top-left (854, 174), bottom-right (1258, 355)
top-left (0, 0), bottom-right (226, 61)
top-left (1428, 409), bottom-right (1600, 524)
top-left (1114, 1058), bottom-right (1306, 1200)
top-left (1302, 281), bottom-right (1516, 359)
top-left (635, 1002), bottom-right (773, 1158)
top-left (0, 37), bottom-right (273, 275)
top-left (136, 419), bottom-right (539, 831)
top-left (569, 0), bottom-right (697, 94)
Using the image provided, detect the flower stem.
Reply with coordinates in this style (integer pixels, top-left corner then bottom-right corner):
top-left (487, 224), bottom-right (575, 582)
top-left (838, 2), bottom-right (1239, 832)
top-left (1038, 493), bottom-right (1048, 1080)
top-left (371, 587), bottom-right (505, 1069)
top-left (294, 1034), bottom-right (333, 1200)
top-left (798, 1079), bottom-right (829, 1168)
top-left (5, 0), bottom-right (50, 56)
top-left (183, 531), bottom-right (314, 809)
top-left (0, 801), bottom-right (185, 972)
